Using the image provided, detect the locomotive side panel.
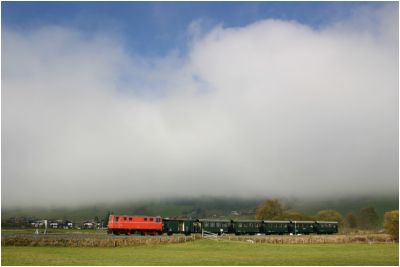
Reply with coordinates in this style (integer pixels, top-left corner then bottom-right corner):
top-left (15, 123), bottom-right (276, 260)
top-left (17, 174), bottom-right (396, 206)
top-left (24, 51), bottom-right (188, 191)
top-left (108, 215), bottom-right (163, 235)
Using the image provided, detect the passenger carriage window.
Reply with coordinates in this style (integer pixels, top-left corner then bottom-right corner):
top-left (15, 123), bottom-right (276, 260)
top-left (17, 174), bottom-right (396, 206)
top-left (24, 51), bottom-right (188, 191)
top-left (216, 223), bottom-right (221, 227)
top-left (211, 222), bottom-right (215, 227)
top-left (238, 223), bottom-right (242, 227)
top-left (205, 222), bottom-right (209, 227)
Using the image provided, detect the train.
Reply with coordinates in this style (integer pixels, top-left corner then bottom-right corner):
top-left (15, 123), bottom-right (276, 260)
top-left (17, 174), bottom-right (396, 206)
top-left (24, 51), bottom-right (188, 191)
top-left (107, 215), bottom-right (338, 236)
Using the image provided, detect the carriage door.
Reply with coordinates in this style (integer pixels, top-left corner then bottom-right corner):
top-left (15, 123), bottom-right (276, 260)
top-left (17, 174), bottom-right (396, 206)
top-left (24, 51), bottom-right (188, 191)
top-left (193, 221), bottom-right (200, 233)
top-left (179, 221), bottom-right (185, 232)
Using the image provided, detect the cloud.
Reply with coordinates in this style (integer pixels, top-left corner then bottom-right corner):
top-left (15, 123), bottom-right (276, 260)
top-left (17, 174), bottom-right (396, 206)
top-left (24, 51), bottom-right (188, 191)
top-left (2, 4), bottom-right (398, 207)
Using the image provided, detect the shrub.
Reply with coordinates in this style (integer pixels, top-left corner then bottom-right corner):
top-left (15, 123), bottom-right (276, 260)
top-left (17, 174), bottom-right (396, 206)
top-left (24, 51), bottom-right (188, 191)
top-left (384, 210), bottom-right (399, 241)
top-left (316, 210), bottom-right (343, 224)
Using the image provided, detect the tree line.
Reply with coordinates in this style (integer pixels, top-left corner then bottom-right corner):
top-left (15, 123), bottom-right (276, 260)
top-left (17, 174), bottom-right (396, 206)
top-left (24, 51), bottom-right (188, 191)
top-left (255, 199), bottom-right (398, 240)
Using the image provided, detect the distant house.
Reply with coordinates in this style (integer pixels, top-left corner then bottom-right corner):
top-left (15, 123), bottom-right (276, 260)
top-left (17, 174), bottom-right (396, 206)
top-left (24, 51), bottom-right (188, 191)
top-left (49, 222), bottom-right (58, 228)
top-left (231, 211), bottom-right (240, 216)
top-left (82, 221), bottom-right (100, 229)
top-left (63, 220), bottom-right (73, 229)
top-left (31, 221), bottom-right (44, 227)
top-left (83, 222), bottom-right (93, 229)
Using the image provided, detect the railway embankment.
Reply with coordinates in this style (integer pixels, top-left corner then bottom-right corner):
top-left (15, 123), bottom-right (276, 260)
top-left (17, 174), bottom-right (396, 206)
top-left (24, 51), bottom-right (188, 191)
top-left (1, 234), bottom-right (200, 247)
top-left (1, 233), bottom-right (395, 247)
top-left (221, 234), bottom-right (394, 244)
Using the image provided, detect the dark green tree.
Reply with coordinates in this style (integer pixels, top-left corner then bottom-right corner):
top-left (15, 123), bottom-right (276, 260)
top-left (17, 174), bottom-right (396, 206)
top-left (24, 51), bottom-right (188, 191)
top-left (346, 212), bottom-right (358, 228)
top-left (316, 210), bottom-right (343, 225)
top-left (255, 199), bottom-right (286, 220)
top-left (279, 211), bottom-right (314, 221)
top-left (103, 211), bottom-right (111, 227)
top-left (358, 207), bottom-right (380, 229)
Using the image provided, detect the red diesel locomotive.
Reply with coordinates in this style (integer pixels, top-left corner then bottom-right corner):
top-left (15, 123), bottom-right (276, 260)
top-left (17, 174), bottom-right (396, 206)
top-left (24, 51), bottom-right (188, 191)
top-left (107, 215), bottom-right (163, 235)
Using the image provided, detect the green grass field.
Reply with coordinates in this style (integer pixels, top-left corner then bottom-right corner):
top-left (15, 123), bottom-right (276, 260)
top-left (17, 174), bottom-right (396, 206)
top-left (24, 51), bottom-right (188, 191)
top-left (2, 239), bottom-right (398, 265)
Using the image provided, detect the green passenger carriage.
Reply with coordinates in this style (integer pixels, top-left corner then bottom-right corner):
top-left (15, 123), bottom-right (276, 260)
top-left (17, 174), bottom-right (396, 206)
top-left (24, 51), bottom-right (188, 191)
top-left (198, 219), bottom-right (232, 235)
top-left (163, 219), bottom-right (199, 235)
top-left (290, 221), bottom-right (315, 234)
top-left (314, 221), bottom-right (338, 234)
top-left (262, 220), bottom-right (291, 235)
top-left (233, 220), bottom-right (262, 235)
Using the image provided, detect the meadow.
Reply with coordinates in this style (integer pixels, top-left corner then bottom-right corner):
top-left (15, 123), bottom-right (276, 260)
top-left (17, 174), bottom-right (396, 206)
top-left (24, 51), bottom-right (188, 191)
top-left (2, 239), bottom-right (398, 266)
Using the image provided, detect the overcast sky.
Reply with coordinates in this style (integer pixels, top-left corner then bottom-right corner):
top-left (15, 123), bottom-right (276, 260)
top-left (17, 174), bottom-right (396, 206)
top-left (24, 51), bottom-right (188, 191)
top-left (2, 2), bottom-right (398, 207)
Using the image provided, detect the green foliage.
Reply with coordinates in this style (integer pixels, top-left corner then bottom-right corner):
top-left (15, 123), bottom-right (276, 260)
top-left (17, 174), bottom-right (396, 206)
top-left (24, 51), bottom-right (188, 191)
top-left (316, 210), bottom-right (343, 224)
top-left (255, 199), bottom-right (286, 220)
top-left (103, 211), bottom-right (111, 227)
top-left (2, 241), bottom-right (398, 265)
top-left (279, 211), bottom-right (314, 221)
top-left (384, 210), bottom-right (399, 241)
top-left (286, 195), bottom-right (398, 224)
top-left (358, 207), bottom-right (380, 229)
top-left (346, 213), bottom-right (358, 228)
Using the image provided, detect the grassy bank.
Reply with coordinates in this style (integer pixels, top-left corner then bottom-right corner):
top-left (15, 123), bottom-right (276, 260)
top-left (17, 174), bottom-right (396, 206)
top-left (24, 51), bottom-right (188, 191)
top-left (2, 239), bottom-right (398, 265)
top-left (1, 228), bottom-right (107, 235)
top-left (2, 234), bottom-right (393, 247)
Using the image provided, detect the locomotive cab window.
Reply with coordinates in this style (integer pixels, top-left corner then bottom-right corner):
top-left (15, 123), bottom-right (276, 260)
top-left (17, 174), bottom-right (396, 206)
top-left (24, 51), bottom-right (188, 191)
top-left (150, 218), bottom-right (154, 222)
top-left (129, 217), bottom-right (132, 221)
top-left (115, 216), bottom-right (119, 222)
top-left (123, 217), bottom-right (127, 221)
top-left (144, 218), bottom-right (148, 221)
